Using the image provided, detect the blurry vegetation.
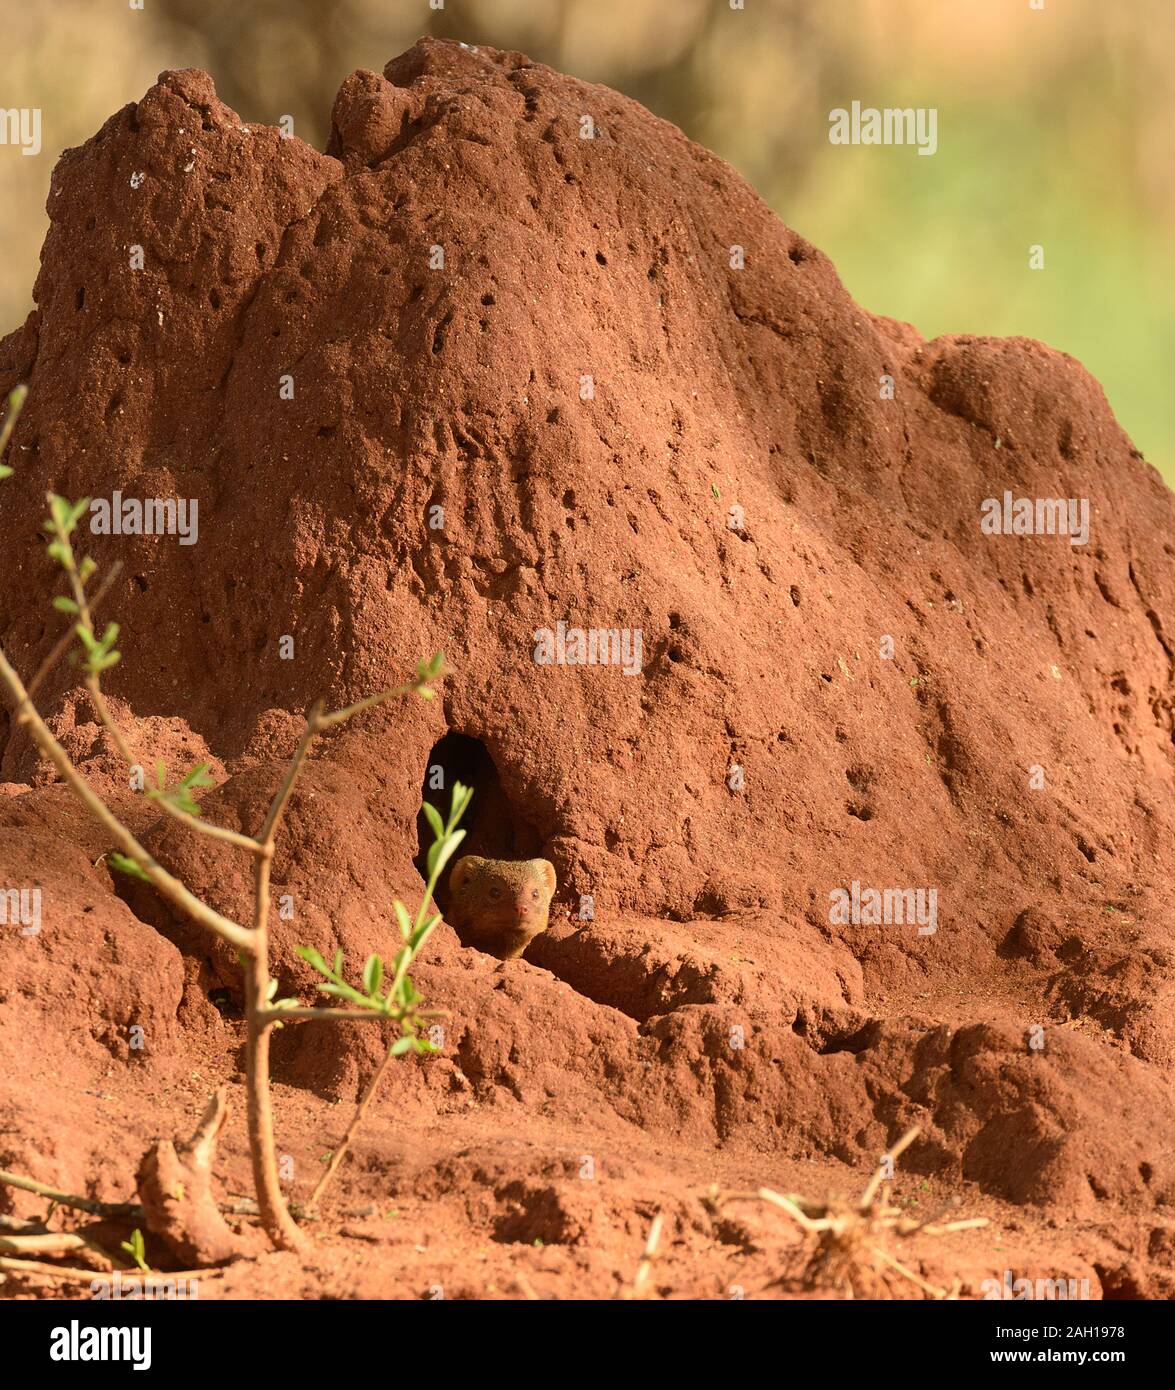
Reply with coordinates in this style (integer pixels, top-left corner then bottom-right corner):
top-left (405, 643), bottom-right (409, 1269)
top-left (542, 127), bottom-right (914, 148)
top-left (0, 0), bottom-right (1169, 480)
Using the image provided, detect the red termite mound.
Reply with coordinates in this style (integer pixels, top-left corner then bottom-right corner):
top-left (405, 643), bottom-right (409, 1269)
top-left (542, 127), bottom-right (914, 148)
top-left (1, 39), bottom-right (1173, 1296)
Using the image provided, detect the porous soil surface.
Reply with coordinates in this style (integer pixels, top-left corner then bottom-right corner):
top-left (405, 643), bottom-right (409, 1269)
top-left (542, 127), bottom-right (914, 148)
top-left (1, 39), bottom-right (1173, 1300)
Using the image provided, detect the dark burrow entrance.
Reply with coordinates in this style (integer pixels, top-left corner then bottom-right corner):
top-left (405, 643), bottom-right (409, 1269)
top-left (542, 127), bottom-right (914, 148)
top-left (413, 732), bottom-right (543, 915)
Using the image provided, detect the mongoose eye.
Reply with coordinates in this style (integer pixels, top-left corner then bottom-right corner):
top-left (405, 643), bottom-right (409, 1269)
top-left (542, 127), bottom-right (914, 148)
top-left (531, 889), bottom-right (539, 899)
top-left (488, 886), bottom-right (501, 900)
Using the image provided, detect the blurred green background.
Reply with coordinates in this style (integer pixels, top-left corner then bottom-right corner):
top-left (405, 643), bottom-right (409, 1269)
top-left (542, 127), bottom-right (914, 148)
top-left (1, 0), bottom-right (1170, 482)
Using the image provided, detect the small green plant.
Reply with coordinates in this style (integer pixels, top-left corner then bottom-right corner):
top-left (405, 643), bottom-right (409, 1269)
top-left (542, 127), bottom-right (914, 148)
top-left (299, 780), bottom-right (473, 1205)
top-left (120, 1228), bottom-right (150, 1273)
top-left (0, 385), bottom-right (454, 1254)
top-left (0, 383), bottom-right (26, 477)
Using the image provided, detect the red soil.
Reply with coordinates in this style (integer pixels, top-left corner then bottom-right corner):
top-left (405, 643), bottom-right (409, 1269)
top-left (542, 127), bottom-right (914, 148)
top-left (0, 39), bottom-right (1173, 1300)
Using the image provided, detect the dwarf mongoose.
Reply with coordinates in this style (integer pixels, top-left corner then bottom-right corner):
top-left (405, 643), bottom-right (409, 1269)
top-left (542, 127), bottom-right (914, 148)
top-left (447, 855), bottom-right (556, 960)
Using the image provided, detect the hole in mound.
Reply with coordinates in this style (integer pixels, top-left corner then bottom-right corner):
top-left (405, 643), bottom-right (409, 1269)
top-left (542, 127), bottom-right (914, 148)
top-left (414, 732), bottom-right (542, 914)
top-left (208, 986), bottom-right (240, 1020)
top-left (816, 1019), bottom-right (880, 1056)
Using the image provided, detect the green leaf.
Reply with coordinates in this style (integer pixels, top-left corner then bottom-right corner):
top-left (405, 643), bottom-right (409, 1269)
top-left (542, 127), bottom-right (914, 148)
top-left (318, 980), bottom-right (375, 1008)
top-left (362, 954), bottom-right (383, 997)
top-left (180, 762), bottom-right (215, 789)
top-left (411, 914), bottom-right (441, 951)
top-left (295, 945), bottom-right (329, 975)
top-left (108, 851), bottom-right (150, 882)
top-left (0, 465), bottom-right (13, 481)
top-left (421, 801), bottom-right (444, 840)
top-left (161, 787), bottom-right (202, 817)
top-left (393, 900), bottom-right (412, 941)
top-left (78, 556), bottom-right (97, 583)
top-left (390, 1036), bottom-right (416, 1057)
top-left (428, 828), bottom-right (465, 880)
top-left (332, 948), bottom-right (344, 976)
top-left (51, 595), bottom-right (79, 614)
top-left (120, 1228), bottom-right (150, 1273)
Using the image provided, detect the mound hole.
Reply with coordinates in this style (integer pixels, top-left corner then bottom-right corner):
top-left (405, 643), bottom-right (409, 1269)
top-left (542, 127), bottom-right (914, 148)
top-left (414, 732), bottom-right (542, 914)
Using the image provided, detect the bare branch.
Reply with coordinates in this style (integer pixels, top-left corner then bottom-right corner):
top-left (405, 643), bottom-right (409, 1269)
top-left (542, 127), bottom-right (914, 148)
top-left (315, 680), bottom-right (424, 732)
top-left (0, 1168), bottom-right (141, 1219)
top-left (0, 1256), bottom-right (217, 1284)
top-left (0, 644), bottom-right (254, 955)
top-left (256, 678), bottom-right (425, 850)
top-left (144, 798), bottom-right (263, 854)
top-left (257, 1006), bottom-right (400, 1026)
top-left (308, 1046), bottom-right (396, 1210)
top-left (859, 1124), bottom-right (920, 1209)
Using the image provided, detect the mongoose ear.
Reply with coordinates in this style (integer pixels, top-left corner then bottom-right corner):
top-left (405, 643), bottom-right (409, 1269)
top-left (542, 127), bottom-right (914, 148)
top-left (449, 856), bottom-right (481, 894)
top-left (532, 859), bottom-right (557, 896)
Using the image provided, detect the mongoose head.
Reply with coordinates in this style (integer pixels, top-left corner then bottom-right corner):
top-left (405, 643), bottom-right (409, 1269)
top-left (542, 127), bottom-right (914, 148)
top-left (447, 855), bottom-right (557, 959)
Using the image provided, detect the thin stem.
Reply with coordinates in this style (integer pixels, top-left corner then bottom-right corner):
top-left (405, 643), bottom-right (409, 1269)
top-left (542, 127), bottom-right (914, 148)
top-left (85, 675), bottom-right (136, 767)
top-left (243, 845), bottom-right (304, 1253)
top-left (0, 1168), bottom-right (141, 1218)
top-left (859, 1125), bottom-right (920, 1209)
top-left (239, 676), bottom-right (432, 1241)
top-left (308, 1046), bottom-right (396, 1210)
top-left (257, 707), bottom-right (322, 845)
top-left (0, 645), bottom-right (253, 955)
top-left (0, 1256), bottom-right (216, 1284)
top-left (0, 1232), bottom-right (91, 1257)
top-left (0, 384), bottom-right (27, 459)
top-left (143, 798), bottom-right (263, 853)
top-left (315, 681), bottom-right (423, 732)
top-left (629, 1211), bottom-right (664, 1299)
top-left (258, 1006), bottom-right (399, 1025)
top-left (26, 561), bottom-right (122, 700)
top-left (45, 519), bottom-right (248, 851)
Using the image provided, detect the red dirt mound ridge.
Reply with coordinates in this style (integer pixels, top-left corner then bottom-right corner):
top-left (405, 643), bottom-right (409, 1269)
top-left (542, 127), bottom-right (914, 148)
top-left (1, 39), bottom-right (1173, 1299)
